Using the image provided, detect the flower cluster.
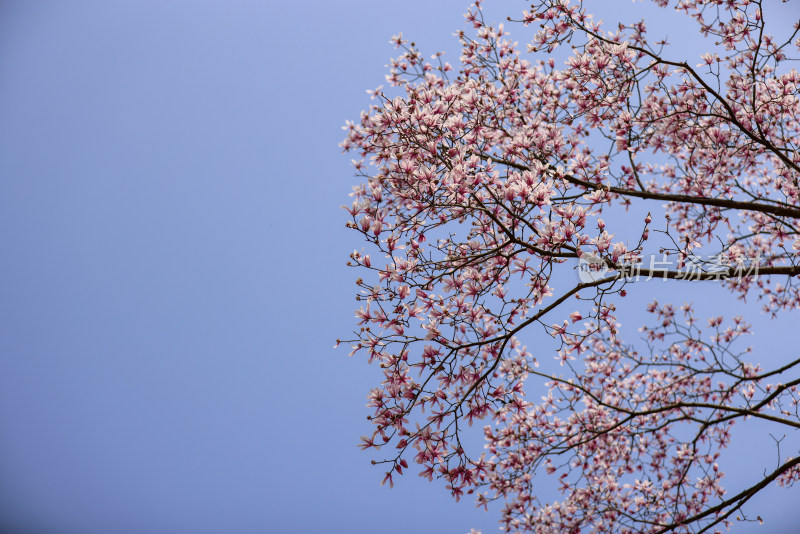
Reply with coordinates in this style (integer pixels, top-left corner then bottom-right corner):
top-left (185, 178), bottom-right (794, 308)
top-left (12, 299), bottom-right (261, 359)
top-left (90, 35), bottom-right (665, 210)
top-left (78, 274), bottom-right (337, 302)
top-left (341, 0), bottom-right (800, 531)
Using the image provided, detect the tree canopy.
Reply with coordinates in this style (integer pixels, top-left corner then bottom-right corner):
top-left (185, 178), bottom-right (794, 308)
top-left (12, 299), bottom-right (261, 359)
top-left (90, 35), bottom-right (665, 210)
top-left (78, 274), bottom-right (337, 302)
top-left (340, 1), bottom-right (800, 531)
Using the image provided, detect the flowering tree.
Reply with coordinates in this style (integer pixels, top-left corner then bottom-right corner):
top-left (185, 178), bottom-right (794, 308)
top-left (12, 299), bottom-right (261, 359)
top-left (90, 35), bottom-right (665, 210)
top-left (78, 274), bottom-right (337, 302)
top-left (339, 0), bottom-right (800, 531)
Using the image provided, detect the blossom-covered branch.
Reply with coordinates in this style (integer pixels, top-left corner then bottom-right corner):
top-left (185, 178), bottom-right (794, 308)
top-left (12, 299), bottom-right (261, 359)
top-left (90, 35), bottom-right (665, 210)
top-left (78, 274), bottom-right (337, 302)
top-left (340, 0), bottom-right (800, 531)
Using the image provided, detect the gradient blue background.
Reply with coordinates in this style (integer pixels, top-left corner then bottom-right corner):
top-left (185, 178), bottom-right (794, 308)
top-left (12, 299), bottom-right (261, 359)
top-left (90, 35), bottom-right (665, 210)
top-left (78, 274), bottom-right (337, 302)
top-left (0, 1), bottom-right (797, 533)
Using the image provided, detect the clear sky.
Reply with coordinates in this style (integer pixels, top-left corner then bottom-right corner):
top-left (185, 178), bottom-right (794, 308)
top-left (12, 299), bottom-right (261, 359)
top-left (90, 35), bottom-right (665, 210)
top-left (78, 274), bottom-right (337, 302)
top-left (0, 1), bottom-right (797, 533)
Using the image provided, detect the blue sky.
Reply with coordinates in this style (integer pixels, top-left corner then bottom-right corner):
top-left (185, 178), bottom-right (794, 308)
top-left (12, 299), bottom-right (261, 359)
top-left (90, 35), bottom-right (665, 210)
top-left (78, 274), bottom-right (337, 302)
top-left (0, 1), bottom-right (797, 533)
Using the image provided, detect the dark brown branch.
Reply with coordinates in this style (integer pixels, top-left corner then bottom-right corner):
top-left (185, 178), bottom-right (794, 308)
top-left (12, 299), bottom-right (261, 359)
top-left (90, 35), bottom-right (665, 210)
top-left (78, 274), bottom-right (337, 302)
top-left (485, 154), bottom-right (800, 220)
top-left (656, 455), bottom-right (800, 533)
